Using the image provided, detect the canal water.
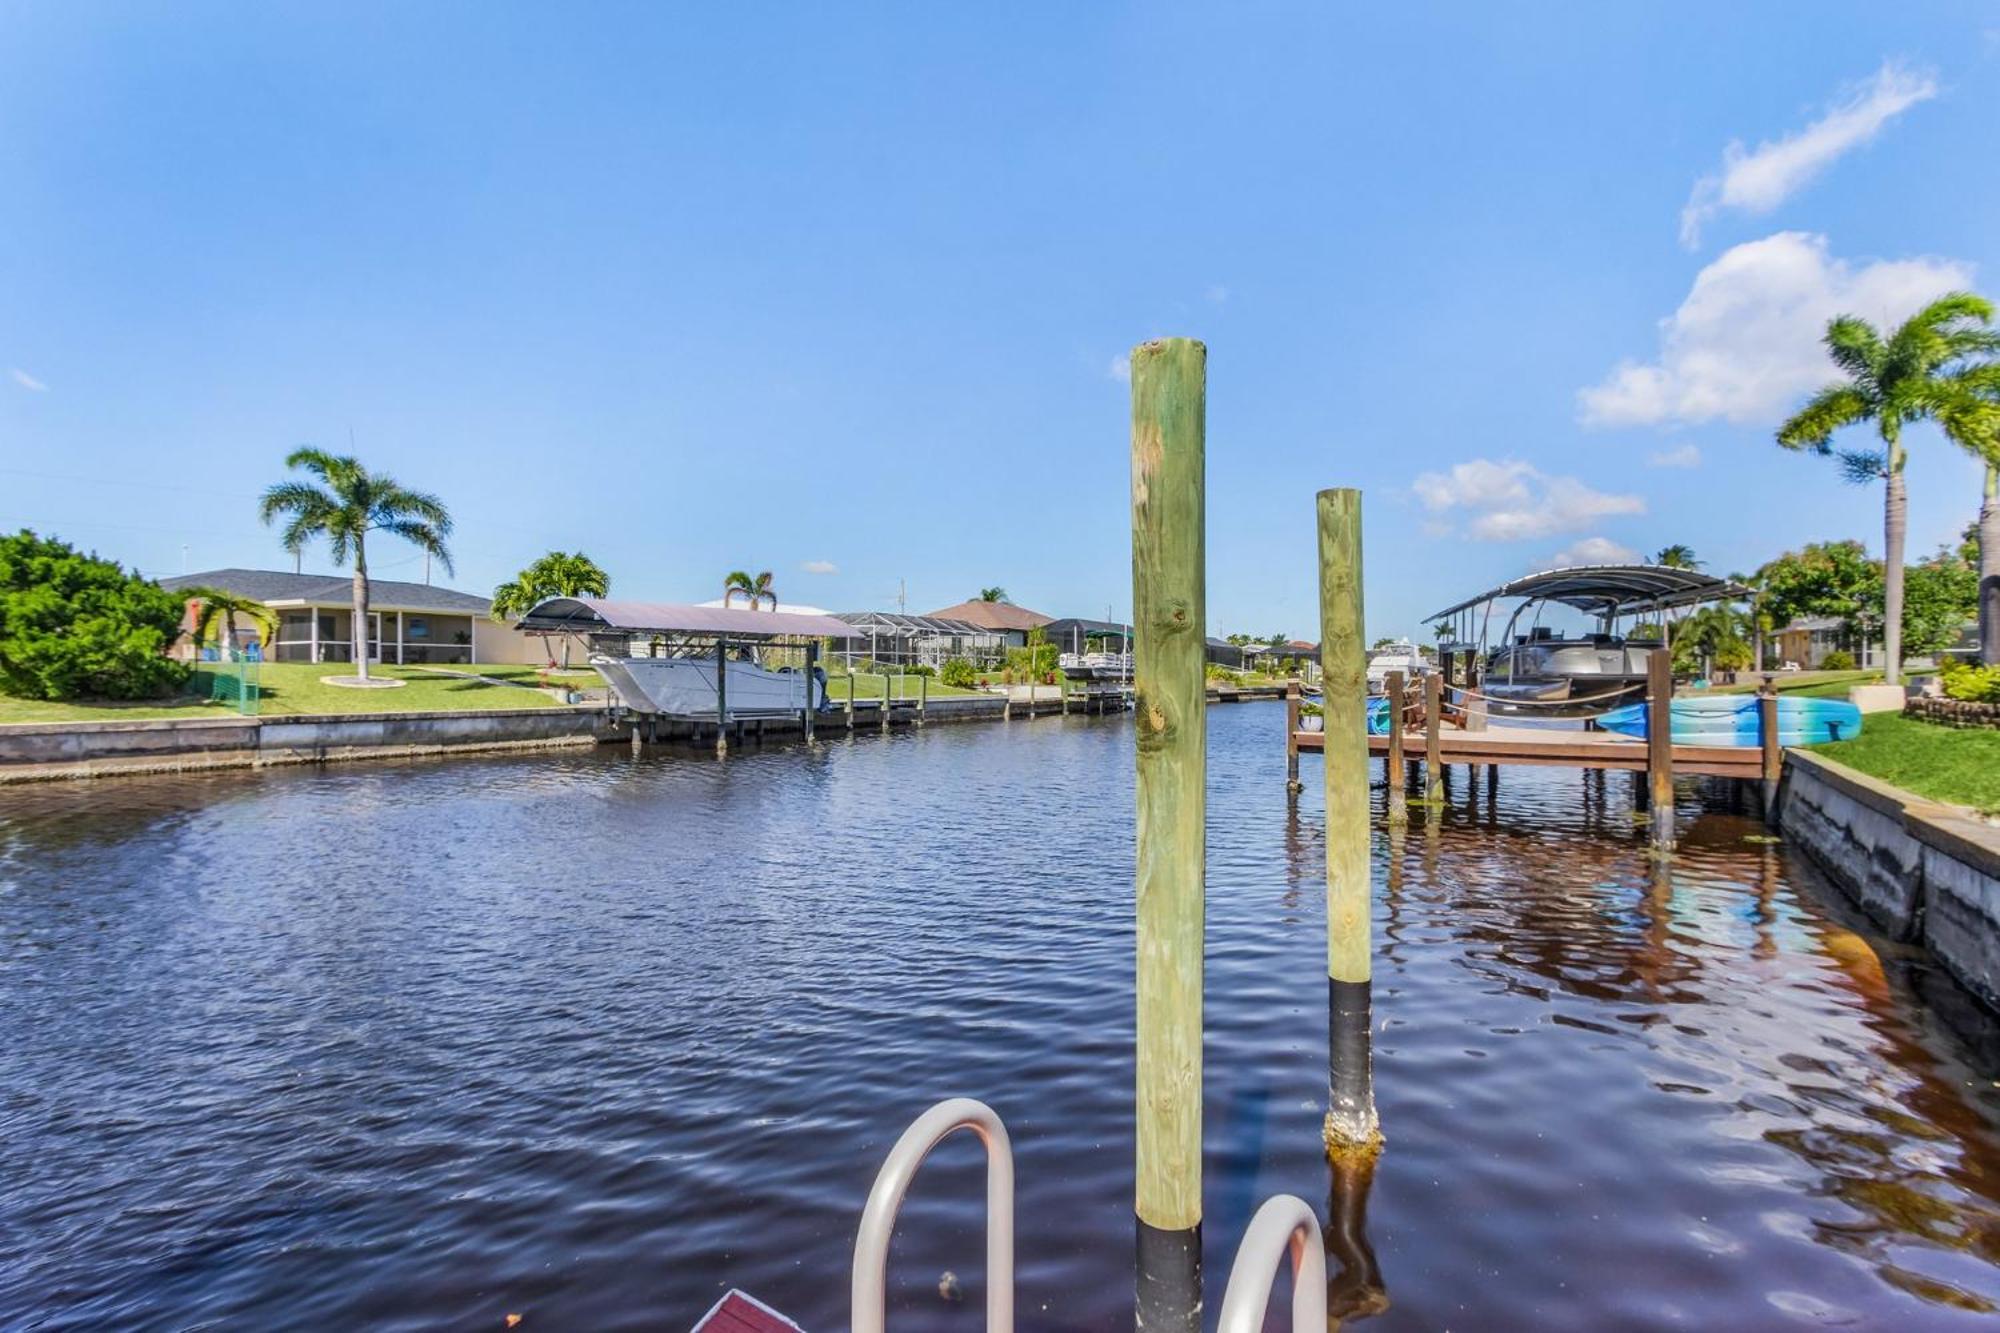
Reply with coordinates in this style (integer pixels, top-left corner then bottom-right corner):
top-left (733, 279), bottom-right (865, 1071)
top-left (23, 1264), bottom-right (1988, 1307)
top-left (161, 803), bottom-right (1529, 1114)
top-left (3, 702), bottom-right (1998, 1330)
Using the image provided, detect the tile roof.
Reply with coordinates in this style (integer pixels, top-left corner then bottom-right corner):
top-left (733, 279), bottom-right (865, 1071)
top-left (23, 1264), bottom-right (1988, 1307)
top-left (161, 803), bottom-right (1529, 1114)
top-left (922, 599), bottom-right (1054, 631)
top-left (160, 568), bottom-right (491, 614)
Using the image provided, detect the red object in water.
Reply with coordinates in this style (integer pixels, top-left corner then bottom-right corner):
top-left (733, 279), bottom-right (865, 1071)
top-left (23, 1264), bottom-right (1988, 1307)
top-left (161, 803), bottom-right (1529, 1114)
top-left (691, 1289), bottom-right (805, 1333)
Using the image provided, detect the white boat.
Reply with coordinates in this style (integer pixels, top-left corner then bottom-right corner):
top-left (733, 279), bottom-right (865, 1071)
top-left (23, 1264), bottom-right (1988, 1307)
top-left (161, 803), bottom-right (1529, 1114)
top-left (1364, 640), bottom-right (1427, 695)
top-left (513, 597), bottom-right (858, 719)
top-left (1058, 650), bottom-right (1133, 680)
top-left (591, 653), bottom-right (813, 718)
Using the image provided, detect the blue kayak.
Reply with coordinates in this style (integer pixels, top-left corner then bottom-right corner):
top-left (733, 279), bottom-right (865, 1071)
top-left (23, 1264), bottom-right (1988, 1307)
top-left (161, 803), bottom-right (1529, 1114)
top-left (1597, 694), bottom-right (1862, 746)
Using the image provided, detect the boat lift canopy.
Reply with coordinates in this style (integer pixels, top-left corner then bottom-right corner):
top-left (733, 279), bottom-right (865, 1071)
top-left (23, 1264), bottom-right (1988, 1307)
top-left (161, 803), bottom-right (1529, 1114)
top-left (515, 597), bottom-right (857, 641)
top-left (1426, 564), bottom-right (1751, 625)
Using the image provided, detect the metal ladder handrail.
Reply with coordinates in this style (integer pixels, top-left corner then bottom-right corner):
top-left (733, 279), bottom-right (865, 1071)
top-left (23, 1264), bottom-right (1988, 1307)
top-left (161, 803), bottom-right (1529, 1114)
top-left (1215, 1194), bottom-right (1328, 1333)
top-left (851, 1097), bottom-right (1014, 1333)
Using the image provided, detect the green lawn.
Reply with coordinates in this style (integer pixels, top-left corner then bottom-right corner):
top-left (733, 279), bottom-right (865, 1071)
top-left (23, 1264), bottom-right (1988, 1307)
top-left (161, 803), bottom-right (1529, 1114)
top-left (1817, 711), bottom-right (2000, 814)
top-left (0, 662), bottom-right (576, 725)
top-left (819, 671), bottom-right (986, 700)
top-left (1708, 669), bottom-right (1883, 698)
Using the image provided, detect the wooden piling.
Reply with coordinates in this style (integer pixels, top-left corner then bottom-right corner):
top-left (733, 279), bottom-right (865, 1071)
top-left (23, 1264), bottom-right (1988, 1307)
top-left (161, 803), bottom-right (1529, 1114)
top-left (714, 638), bottom-right (729, 757)
top-left (803, 641), bottom-right (818, 745)
top-left (1384, 669), bottom-right (1406, 823)
top-left (1284, 680), bottom-right (1302, 793)
top-left (1318, 488), bottom-right (1380, 1159)
top-left (1758, 675), bottom-right (1781, 823)
top-left (1647, 648), bottom-right (1673, 851)
top-left (1422, 673), bottom-right (1442, 802)
top-left (1129, 337), bottom-right (1205, 1333)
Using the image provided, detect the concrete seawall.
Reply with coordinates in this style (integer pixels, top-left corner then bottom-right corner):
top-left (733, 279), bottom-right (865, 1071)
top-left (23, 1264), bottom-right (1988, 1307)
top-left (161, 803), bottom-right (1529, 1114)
top-left (1777, 750), bottom-right (2000, 1012)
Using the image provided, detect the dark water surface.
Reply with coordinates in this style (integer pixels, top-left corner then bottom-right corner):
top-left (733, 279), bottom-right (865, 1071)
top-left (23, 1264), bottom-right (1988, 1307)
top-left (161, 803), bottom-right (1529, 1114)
top-left (4, 702), bottom-right (1999, 1330)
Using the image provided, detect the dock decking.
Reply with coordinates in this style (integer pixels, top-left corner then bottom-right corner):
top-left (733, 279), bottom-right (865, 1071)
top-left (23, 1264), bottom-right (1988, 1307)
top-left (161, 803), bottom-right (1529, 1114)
top-left (1291, 721), bottom-right (1764, 780)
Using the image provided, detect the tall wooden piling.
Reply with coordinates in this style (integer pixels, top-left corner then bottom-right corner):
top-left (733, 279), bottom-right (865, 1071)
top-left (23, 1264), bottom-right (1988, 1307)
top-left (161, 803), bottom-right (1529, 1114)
top-left (802, 641), bottom-right (818, 745)
top-left (1318, 488), bottom-right (1380, 1159)
top-left (1647, 649), bottom-right (1674, 850)
top-left (1385, 669), bottom-right (1406, 824)
top-left (1129, 337), bottom-right (1206, 1333)
top-left (1422, 673), bottom-right (1443, 802)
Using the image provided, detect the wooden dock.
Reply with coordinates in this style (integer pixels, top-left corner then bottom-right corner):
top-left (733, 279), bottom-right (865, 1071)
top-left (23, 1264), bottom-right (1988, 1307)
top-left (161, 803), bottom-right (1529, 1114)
top-left (1291, 722), bottom-right (1763, 780)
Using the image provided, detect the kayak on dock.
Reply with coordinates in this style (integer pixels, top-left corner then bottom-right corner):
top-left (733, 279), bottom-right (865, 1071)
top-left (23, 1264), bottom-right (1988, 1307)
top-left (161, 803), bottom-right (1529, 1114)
top-left (1596, 694), bottom-right (1862, 746)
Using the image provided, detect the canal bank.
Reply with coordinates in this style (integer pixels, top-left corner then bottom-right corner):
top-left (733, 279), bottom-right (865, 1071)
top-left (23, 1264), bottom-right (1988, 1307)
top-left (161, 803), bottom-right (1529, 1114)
top-left (1776, 748), bottom-right (2000, 1013)
top-left (0, 683), bottom-right (1293, 783)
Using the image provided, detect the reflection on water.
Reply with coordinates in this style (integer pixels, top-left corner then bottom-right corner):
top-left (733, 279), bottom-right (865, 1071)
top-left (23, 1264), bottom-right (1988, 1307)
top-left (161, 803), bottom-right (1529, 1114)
top-left (2, 702), bottom-right (1998, 1330)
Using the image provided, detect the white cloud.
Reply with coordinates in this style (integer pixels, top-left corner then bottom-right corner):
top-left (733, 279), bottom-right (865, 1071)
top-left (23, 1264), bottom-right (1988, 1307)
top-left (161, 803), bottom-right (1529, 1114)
top-left (9, 368), bottom-right (47, 391)
top-left (1647, 444), bottom-right (1702, 469)
top-left (1544, 536), bottom-right (1640, 568)
top-left (1680, 62), bottom-right (1935, 247)
top-left (1108, 353), bottom-right (1130, 382)
top-left (1579, 231), bottom-right (1974, 428)
top-left (1411, 459), bottom-right (1644, 541)
top-left (800, 559), bottom-right (837, 575)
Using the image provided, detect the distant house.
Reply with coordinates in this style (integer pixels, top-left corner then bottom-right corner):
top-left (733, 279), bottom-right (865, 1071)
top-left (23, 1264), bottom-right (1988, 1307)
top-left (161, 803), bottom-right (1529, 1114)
top-left (923, 599), bottom-right (1054, 649)
top-left (1772, 616), bottom-right (1881, 670)
top-left (833, 611), bottom-right (1003, 668)
top-left (1205, 638), bottom-right (1246, 670)
top-left (1043, 617), bottom-right (1131, 657)
top-left (161, 568), bottom-right (547, 666)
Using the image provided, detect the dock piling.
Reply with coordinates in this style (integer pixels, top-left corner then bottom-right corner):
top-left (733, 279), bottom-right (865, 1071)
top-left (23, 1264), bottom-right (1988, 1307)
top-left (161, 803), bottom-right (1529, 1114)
top-left (1385, 670), bottom-right (1406, 824)
top-left (803, 641), bottom-right (818, 745)
top-left (1284, 681), bottom-right (1302, 793)
top-left (1318, 488), bottom-right (1380, 1159)
top-left (715, 637), bottom-right (730, 757)
top-left (1129, 337), bottom-right (1207, 1333)
top-left (1758, 675), bottom-right (1780, 823)
top-left (1647, 649), bottom-right (1674, 851)
top-left (1422, 674), bottom-right (1442, 802)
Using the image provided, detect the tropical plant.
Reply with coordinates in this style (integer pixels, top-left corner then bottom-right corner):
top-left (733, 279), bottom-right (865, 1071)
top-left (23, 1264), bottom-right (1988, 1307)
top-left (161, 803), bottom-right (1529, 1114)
top-left (1820, 649), bottom-right (1856, 671)
top-left (1776, 293), bottom-right (2000, 682)
top-left (939, 657), bottom-right (978, 688)
top-left (1670, 604), bottom-right (1747, 678)
top-left (491, 551), bottom-right (611, 667)
top-left (1939, 659), bottom-right (2000, 703)
top-left (977, 587), bottom-right (1010, 603)
top-left (0, 530), bottom-right (187, 700)
top-left (1756, 540), bottom-right (1879, 647)
top-left (1653, 544), bottom-right (1701, 569)
top-left (181, 587), bottom-right (280, 661)
top-left (259, 449), bottom-right (453, 682)
top-left (1862, 543), bottom-right (1979, 665)
top-left (722, 569), bottom-right (776, 610)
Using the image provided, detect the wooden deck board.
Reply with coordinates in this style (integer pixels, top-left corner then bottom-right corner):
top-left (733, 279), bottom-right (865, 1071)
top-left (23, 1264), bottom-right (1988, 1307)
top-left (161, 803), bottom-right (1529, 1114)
top-left (692, 1289), bottom-right (806, 1333)
top-left (1292, 725), bottom-right (1761, 779)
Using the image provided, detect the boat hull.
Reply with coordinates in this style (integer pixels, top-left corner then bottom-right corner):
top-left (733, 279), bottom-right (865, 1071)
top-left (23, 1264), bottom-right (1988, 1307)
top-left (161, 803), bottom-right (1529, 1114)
top-left (592, 654), bottom-right (811, 718)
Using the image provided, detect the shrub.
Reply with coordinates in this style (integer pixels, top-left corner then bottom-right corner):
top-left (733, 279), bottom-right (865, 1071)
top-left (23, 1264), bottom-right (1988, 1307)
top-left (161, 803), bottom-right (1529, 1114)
top-left (0, 530), bottom-right (189, 700)
top-left (939, 657), bottom-right (978, 688)
top-left (1819, 650), bottom-right (1855, 671)
top-left (1940, 661), bottom-right (2000, 703)
top-left (907, 663), bottom-right (936, 678)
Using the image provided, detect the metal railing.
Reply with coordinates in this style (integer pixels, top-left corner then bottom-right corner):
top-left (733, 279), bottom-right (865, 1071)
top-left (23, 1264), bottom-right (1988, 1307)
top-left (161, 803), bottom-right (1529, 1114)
top-left (851, 1098), bottom-right (1013, 1333)
top-left (1215, 1194), bottom-right (1327, 1333)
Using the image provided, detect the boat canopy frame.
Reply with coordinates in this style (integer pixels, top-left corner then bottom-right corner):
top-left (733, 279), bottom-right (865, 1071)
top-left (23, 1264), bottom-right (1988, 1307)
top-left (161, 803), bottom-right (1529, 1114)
top-left (514, 597), bottom-right (857, 644)
top-left (1427, 564), bottom-right (1750, 648)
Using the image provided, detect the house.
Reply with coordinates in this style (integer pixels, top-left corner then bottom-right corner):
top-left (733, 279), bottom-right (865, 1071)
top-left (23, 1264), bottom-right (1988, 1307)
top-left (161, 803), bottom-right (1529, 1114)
top-left (1771, 616), bottom-right (1882, 670)
top-left (922, 599), bottom-right (1054, 649)
top-left (833, 611), bottom-right (1004, 668)
top-left (160, 568), bottom-right (548, 666)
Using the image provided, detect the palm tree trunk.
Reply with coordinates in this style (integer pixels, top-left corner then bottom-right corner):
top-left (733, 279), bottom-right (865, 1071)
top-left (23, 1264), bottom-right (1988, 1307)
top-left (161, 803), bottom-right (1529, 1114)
top-left (353, 538), bottom-right (371, 682)
top-left (1981, 463), bottom-right (1999, 667)
top-left (1881, 455), bottom-right (1907, 685)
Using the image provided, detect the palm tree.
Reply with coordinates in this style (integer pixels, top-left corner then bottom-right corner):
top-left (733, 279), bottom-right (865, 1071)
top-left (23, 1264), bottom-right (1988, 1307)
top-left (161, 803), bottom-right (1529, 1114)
top-left (1777, 293), bottom-right (2000, 684)
top-left (258, 449), bottom-right (453, 683)
top-left (1653, 544), bottom-right (1701, 570)
top-left (492, 551), bottom-right (610, 667)
top-left (182, 587), bottom-right (280, 661)
top-left (977, 587), bottom-right (1010, 603)
top-left (722, 569), bottom-right (776, 610)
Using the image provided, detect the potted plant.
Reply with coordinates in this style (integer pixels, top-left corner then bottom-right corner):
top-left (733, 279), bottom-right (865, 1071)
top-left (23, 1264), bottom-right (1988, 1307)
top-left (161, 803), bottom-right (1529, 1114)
top-left (1300, 700), bottom-right (1325, 732)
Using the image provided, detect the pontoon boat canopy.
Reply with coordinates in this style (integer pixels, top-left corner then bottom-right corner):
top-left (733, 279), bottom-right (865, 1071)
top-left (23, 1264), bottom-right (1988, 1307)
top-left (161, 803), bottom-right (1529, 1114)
top-left (515, 597), bottom-right (857, 640)
top-left (1425, 565), bottom-right (1751, 623)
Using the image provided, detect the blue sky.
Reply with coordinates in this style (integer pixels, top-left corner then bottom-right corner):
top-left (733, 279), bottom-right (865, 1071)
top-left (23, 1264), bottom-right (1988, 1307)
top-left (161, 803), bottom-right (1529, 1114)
top-left (4, 4), bottom-right (1998, 640)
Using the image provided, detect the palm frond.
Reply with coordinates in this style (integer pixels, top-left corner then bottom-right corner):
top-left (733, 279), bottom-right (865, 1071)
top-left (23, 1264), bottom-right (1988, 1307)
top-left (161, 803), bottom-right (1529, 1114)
top-left (377, 519), bottom-right (455, 577)
top-left (1822, 315), bottom-right (1884, 386)
top-left (1836, 449), bottom-right (1888, 485)
top-left (1776, 384), bottom-right (1870, 452)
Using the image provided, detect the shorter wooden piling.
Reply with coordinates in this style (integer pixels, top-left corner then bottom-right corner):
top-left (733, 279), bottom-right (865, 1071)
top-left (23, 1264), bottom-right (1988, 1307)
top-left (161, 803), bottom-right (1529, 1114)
top-left (1422, 673), bottom-right (1442, 802)
top-left (1285, 680), bottom-right (1302, 793)
top-left (1647, 649), bottom-right (1673, 850)
top-left (1385, 670), bottom-right (1406, 823)
top-left (715, 638), bottom-right (730, 757)
top-left (1758, 675), bottom-right (1781, 823)
top-left (803, 641), bottom-right (818, 745)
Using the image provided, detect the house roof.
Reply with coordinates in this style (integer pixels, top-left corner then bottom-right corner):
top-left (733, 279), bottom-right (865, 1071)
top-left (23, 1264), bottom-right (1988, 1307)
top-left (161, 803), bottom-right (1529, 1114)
top-left (161, 568), bottom-right (491, 614)
top-left (514, 597), bottom-right (855, 640)
top-left (923, 600), bottom-right (1054, 631)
